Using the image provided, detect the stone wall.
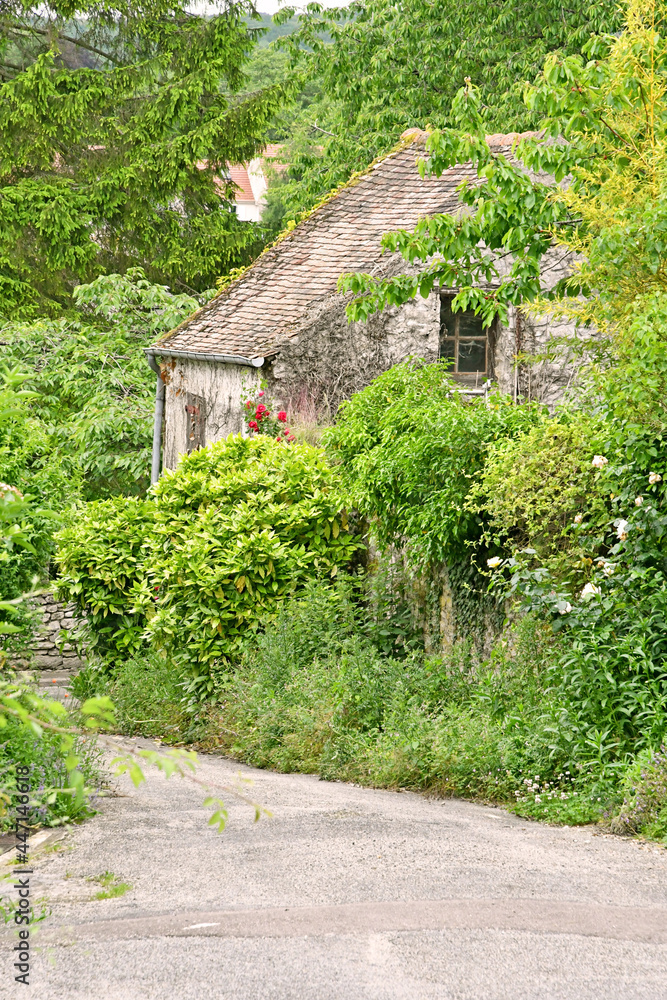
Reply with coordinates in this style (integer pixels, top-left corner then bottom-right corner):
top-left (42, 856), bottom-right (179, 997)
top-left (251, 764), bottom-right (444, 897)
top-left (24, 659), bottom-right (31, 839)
top-left (27, 593), bottom-right (84, 670)
top-left (162, 358), bottom-right (261, 470)
top-left (159, 250), bottom-right (586, 465)
top-left (268, 286), bottom-right (440, 416)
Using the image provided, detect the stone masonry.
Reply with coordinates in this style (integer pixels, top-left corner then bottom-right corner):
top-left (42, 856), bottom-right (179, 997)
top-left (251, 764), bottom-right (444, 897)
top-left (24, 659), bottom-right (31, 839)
top-left (27, 593), bottom-right (85, 670)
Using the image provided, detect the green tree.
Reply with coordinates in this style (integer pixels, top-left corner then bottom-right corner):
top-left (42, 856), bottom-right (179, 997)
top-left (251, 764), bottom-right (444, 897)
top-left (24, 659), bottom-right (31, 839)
top-left (340, 0), bottom-right (667, 343)
top-left (0, 0), bottom-right (293, 316)
top-left (1, 269), bottom-right (202, 499)
top-left (266, 0), bottom-right (621, 225)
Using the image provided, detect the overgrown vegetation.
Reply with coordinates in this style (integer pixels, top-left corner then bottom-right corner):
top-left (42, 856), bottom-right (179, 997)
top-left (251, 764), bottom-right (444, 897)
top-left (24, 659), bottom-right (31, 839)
top-left (62, 1), bottom-right (667, 846)
top-left (56, 436), bottom-right (363, 700)
top-left (4, 0), bottom-right (667, 847)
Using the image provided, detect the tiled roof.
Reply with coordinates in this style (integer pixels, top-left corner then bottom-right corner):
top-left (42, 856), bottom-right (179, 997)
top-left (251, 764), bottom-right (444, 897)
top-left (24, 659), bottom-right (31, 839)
top-left (228, 164), bottom-right (254, 202)
top-left (156, 131), bottom-right (537, 360)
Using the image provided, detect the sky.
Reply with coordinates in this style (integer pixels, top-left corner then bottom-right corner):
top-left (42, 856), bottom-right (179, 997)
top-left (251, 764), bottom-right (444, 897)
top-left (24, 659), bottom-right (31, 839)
top-left (255, 0), bottom-right (349, 11)
top-left (192, 0), bottom-right (350, 14)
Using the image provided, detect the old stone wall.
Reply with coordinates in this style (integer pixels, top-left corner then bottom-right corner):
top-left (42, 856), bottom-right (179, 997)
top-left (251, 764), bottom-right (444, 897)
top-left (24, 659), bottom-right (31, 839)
top-left (493, 248), bottom-right (584, 408)
top-left (26, 593), bottom-right (84, 670)
top-left (268, 288), bottom-right (440, 416)
top-left (162, 358), bottom-right (261, 470)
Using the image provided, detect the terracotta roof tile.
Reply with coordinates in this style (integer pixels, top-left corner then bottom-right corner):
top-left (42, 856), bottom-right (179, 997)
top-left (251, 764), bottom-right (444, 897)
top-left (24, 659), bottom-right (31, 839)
top-left (155, 132), bottom-right (529, 359)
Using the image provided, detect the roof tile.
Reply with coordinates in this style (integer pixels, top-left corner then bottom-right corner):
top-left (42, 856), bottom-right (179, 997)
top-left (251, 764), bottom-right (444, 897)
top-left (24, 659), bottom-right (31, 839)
top-left (156, 133), bottom-right (527, 359)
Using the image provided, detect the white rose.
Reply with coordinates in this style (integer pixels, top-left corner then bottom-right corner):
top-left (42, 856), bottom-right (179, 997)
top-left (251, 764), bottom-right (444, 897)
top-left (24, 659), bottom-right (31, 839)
top-left (603, 563), bottom-right (616, 577)
top-left (574, 513), bottom-right (583, 524)
top-left (580, 582), bottom-right (601, 599)
top-left (559, 602), bottom-right (573, 614)
top-left (591, 455), bottom-right (608, 469)
top-left (616, 519), bottom-right (629, 540)
top-left (649, 472), bottom-right (662, 485)
top-left (634, 496), bottom-right (644, 507)
top-left (486, 556), bottom-right (502, 569)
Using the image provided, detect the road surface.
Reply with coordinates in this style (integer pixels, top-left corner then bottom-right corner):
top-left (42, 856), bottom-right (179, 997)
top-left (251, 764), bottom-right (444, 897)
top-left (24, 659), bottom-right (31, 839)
top-left (6, 740), bottom-right (667, 999)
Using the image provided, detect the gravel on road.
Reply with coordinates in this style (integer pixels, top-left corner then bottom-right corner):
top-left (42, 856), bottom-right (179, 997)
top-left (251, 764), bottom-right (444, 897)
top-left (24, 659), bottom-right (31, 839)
top-left (6, 739), bottom-right (667, 1000)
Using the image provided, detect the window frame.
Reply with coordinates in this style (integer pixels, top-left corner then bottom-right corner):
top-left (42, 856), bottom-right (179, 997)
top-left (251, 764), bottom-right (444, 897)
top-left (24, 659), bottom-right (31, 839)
top-left (438, 294), bottom-right (494, 382)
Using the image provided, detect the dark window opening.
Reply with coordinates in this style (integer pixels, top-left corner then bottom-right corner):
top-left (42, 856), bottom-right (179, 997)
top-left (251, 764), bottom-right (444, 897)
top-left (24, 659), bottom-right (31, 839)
top-left (439, 297), bottom-right (492, 382)
top-left (185, 392), bottom-right (207, 453)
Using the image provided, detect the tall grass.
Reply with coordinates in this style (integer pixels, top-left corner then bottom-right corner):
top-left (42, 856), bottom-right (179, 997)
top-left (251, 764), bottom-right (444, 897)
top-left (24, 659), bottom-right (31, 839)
top-left (75, 578), bottom-right (667, 840)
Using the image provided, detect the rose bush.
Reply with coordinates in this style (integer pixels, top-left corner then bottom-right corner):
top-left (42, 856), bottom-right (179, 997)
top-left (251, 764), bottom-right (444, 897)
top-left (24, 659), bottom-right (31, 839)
top-left (243, 387), bottom-right (295, 443)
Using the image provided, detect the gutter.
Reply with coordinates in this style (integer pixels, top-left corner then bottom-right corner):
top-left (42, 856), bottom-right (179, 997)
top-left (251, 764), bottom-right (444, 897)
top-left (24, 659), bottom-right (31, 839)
top-left (143, 347), bottom-right (265, 485)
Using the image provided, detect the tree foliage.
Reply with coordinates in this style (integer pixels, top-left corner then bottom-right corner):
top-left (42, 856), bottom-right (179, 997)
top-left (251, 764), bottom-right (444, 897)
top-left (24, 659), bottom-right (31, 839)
top-left (265, 0), bottom-right (621, 225)
top-left (0, 0), bottom-right (293, 315)
top-left (340, 0), bottom-right (667, 339)
top-left (1, 269), bottom-right (202, 499)
top-left (324, 360), bottom-right (543, 566)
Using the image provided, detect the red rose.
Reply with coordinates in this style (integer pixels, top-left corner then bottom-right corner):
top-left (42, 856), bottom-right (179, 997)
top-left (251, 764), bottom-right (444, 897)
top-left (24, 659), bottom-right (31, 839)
top-left (276, 435), bottom-right (282, 442)
top-left (256, 404), bottom-right (267, 417)
top-left (277, 411), bottom-right (287, 422)
top-left (245, 400), bottom-right (252, 409)
top-left (258, 390), bottom-right (264, 397)
top-left (248, 420), bottom-right (258, 431)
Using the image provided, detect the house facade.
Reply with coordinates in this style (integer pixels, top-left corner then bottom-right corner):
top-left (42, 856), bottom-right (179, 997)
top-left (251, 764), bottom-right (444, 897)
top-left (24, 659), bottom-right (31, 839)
top-left (147, 130), bottom-right (578, 477)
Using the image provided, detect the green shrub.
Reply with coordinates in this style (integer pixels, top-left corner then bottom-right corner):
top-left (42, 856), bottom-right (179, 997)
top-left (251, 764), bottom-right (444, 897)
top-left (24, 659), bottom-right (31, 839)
top-left (71, 652), bottom-right (186, 741)
top-left (612, 746), bottom-right (667, 841)
top-left (323, 359), bottom-right (544, 565)
top-left (54, 496), bottom-right (155, 666)
top-left (473, 410), bottom-right (609, 570)
top-left (0, 721), bottom-right (104, 831)
top-left (56, 436), bottom-right (363, 686)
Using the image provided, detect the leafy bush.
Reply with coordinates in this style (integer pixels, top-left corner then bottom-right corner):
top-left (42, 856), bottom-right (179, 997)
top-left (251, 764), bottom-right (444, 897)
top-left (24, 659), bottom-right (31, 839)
top-left (473, 410), bottom-right (609, 569)
top-left (0, 720), bottom-right (104, 831)
top-left (0, 369), bottom-right (70, 601)
top-left (54, 496), bottom-right (156, 666)
top-left (71, 652), bottom-right (186, 741)
top-left (324, 360), bottom-right (543, 565)
top-left (56, 436), bottom-right (363, 687)
top-left (612, 746), bottom-right (667, 841)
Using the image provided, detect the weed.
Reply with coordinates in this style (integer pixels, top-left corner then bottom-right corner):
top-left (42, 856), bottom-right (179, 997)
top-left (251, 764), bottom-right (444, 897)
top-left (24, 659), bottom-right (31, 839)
top-left (86, 871), bottom-right (133, 901)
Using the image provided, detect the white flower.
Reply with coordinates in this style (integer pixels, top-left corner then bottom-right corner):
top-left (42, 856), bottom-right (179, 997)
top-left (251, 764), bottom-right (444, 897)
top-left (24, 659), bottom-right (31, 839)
top-left (649, 472), bottom-right (662, 485)
top-left (592, 455), bottom-right (608, 469)
top-left (616, 519), bottom-right (629, 540)
top-left (0, 482), bottom-right (22, 500)
top-left (486, 556), bottom-right (502, 569)
top-left (634, 496), bottom-right (644, 507)
top-left (574, 513), bottom-right (583, 525)
top-left (580, 582), bottom-right (601, 599)
top-left (602, 563), bottom-right (616, 577)
top-left (558, 601), bottom-right (573, 614)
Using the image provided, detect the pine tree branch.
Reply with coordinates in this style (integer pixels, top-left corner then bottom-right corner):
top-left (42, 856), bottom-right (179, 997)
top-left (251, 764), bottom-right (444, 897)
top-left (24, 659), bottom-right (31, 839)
top-left (2, 21), bottom-right (123, 65)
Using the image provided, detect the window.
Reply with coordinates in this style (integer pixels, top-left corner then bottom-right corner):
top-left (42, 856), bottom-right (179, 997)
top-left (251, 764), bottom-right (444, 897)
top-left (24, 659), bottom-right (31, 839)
top-left (439, 297), bottom-right (491, 380)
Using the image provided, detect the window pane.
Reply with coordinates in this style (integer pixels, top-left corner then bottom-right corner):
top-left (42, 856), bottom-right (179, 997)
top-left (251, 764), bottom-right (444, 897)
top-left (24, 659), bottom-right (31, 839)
top-left (440, 298), bottom-right (455, 338)
top-left (458, 310), bottom-right (485, 338)
top-left (458, 339), bottom-right (486, 373)
top-left (439, 339), bottom-right (456, 367)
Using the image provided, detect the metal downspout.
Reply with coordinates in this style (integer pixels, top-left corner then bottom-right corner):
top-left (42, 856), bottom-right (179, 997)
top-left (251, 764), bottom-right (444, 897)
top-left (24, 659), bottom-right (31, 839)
top-left (143, 348), bottom-right (265, 485)
top-left (145, 353), bottom-right (165, 486)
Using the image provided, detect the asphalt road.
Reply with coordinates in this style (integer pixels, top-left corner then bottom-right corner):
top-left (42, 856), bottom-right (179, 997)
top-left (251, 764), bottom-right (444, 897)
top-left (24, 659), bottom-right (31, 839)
top-left (6, 740), bottom-right (667, 999)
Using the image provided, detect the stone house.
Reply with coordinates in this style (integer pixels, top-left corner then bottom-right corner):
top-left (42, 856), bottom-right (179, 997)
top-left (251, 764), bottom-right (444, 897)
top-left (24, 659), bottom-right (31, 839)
top-left (146, 129), bottom-right (577, 479)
